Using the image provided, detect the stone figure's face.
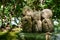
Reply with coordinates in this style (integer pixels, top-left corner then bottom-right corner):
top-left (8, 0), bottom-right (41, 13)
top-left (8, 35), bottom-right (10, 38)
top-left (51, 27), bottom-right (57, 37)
top-left (41, 9), bottom-right (53, 19)
top-left (33, 11), bottom-right (41, 20)
top-left (23, 6), bottom-right (33, 17)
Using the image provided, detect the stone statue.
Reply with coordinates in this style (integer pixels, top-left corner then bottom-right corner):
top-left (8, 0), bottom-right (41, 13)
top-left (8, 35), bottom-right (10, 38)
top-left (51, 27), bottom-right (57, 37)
top-left (41, 9), bottom-right (54, 40)
top-left (21, 6), bottom-right (33, 32)
top-left (41, 9), bottom-right (54, 32)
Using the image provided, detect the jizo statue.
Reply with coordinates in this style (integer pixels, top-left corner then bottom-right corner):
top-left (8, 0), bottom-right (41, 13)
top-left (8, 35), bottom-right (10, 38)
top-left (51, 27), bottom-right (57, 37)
top-left (41, 9), bottom-right (54, 40)
top-left (21, 6), bottom-right (54, 33)
top-left (22, 6), bottom-right (33, 32)
top-left (41, 9), bottom-right (54, 32)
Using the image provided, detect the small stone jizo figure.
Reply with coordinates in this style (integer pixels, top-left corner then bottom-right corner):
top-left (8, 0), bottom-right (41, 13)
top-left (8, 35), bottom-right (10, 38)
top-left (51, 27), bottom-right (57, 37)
top-left (22, 6), bottom-right (33, 32)
top-left (41, 9), bottom-right (54, 32)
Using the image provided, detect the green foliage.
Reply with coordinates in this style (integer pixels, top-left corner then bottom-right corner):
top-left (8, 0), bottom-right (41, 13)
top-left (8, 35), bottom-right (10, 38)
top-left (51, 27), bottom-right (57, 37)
top-left (0, 0), bottom-right (60, 18)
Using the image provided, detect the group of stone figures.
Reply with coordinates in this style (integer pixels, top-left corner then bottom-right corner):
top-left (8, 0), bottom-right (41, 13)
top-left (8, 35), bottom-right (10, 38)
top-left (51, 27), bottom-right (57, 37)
top-left (21, 6), bottom-right (54, 33)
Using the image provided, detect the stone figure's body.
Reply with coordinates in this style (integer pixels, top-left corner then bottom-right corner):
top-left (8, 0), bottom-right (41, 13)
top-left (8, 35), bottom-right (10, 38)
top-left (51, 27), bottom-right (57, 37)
top-left (32, 11), bottom-right (42, 32)
top-left (22, 16), bottom-right (32, 32)
top-left (36, 20), bottom-right (42, 32)
top-left (42, 19), bottom-right (53, 32)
